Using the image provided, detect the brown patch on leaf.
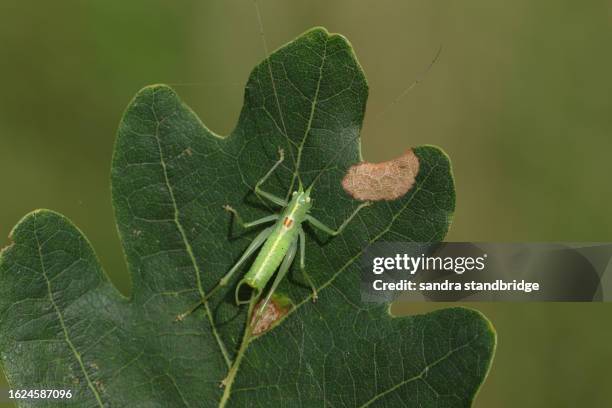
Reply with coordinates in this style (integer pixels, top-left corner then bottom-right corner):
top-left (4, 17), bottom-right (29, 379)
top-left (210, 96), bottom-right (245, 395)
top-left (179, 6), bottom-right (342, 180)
top-left (179, 147), bottom-right (193, 158)
top-left (251, 298), bottom-right (290, 336)
top-left (95, 379), bottom-right (105, 393)
top-left (342, 149), bottom-right (420, 201)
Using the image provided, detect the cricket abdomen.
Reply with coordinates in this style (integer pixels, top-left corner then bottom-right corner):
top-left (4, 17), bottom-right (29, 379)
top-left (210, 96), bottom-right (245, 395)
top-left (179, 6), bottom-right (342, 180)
top-left (243, 220), bottom-right (298, 290)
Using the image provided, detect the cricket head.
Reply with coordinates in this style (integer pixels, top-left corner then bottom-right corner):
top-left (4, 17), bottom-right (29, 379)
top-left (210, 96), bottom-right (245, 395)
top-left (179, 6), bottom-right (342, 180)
top-left (290, 183), bottom-right (313, 212)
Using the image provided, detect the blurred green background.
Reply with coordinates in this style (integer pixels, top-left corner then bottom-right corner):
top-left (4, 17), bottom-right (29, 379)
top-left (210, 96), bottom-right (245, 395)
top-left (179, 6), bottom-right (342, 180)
top-left (1, 1), bottom-right (611, 406)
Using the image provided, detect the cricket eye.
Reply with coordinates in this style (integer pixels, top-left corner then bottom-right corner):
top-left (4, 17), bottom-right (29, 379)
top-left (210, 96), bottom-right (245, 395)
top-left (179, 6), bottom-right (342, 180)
top-left (292, 192), bottom-right (297, 196)
top-left (306, 197), bottom-right (311, 203)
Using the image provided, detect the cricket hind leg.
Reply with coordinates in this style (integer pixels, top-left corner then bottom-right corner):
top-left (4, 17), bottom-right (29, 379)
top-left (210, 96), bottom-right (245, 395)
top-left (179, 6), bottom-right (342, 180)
top-left (298, 227), bottom-right (318, 301)
top-left (175, 225), bottom-right (275, 322)
top-left (305, 201), bottom-right (372, 237)
top-left (235, 280), bottom-right (261, 306)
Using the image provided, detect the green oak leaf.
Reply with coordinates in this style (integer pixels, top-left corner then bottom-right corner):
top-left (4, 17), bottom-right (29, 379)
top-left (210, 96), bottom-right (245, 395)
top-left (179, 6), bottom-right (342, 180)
top-left (0, 28), bottom-right (495, 407)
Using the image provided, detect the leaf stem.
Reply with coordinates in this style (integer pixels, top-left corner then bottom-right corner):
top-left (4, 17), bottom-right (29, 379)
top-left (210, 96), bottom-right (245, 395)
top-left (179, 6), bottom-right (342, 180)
top-left (218, 293), bottom-right (258, 407)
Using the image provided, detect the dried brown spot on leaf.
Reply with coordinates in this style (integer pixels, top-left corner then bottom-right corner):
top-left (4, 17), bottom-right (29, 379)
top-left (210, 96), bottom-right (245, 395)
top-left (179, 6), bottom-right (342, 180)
top-left (95, 379), bottom-right (106, 393)
top-left (342, 149), bottom-right (420, 201)
top-left (178, 147), bottom-right (193, 159)
top-left (251, 297), bottom-right (291, 336)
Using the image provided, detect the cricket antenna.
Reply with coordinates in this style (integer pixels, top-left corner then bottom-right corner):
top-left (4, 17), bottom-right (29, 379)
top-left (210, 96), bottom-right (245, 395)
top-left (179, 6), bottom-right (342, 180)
top-left (371, 44), bottom-right (442, 123)
top-left (307, 45), bottom-right (443, 191)
top-left (253, 0), bottom-right (299, 196)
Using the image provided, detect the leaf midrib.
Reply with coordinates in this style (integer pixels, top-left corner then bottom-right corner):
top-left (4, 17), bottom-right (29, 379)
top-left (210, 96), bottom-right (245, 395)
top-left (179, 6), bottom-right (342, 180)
top-left (150, 91), bottom-right (232, 369)
top-left (219, 36), bottom-right (331, 406)
top-left (289, 36), bottom-right (329, 193)
top-left (33, 215), bottom-right (104, 407)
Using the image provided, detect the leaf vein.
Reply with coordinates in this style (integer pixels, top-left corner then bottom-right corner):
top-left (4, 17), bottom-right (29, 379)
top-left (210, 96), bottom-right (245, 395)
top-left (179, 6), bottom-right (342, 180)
top-left (151, 92), bottom-right (232, 369)
top-left (358, 336), bottom-right (479, 407)
top-left (33, 219), bottom-right (104, 407)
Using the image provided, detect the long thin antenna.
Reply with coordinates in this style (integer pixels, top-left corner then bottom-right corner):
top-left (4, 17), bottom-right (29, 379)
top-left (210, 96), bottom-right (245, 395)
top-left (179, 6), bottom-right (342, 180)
top-left (371, 45), bottom-right (442, 123)
top-left (308, 46), bottom-right (442, 190)
top-left (252, 0), bottom-right (298, 190)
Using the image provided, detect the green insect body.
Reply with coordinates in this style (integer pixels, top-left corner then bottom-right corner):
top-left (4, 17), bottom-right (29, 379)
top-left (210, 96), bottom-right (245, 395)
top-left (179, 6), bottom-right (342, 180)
top-left (175, 148), bottom-right (370, 323)
top-left (239, 187), bottom-right (311, 294)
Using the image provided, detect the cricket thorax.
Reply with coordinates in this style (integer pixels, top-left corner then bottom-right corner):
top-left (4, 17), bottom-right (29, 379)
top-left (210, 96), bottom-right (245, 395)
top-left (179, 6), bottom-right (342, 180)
top-left (282, 217), bottom-right (294, 228)
top-left (282, 189), bottom-right (312, 226)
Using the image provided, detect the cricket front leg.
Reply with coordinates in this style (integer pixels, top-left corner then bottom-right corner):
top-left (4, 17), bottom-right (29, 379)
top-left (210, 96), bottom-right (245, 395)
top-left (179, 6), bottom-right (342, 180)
top-left (223, 205), bottom-right (278, 229)
top-left (306, 201), bottom-right (372, 236)
top-left (298, 227), bottom-right (318, 302)
top-left (254, 147), bottom-right (288, 207)
top-left (175, 225), bottom-right (275, 322)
